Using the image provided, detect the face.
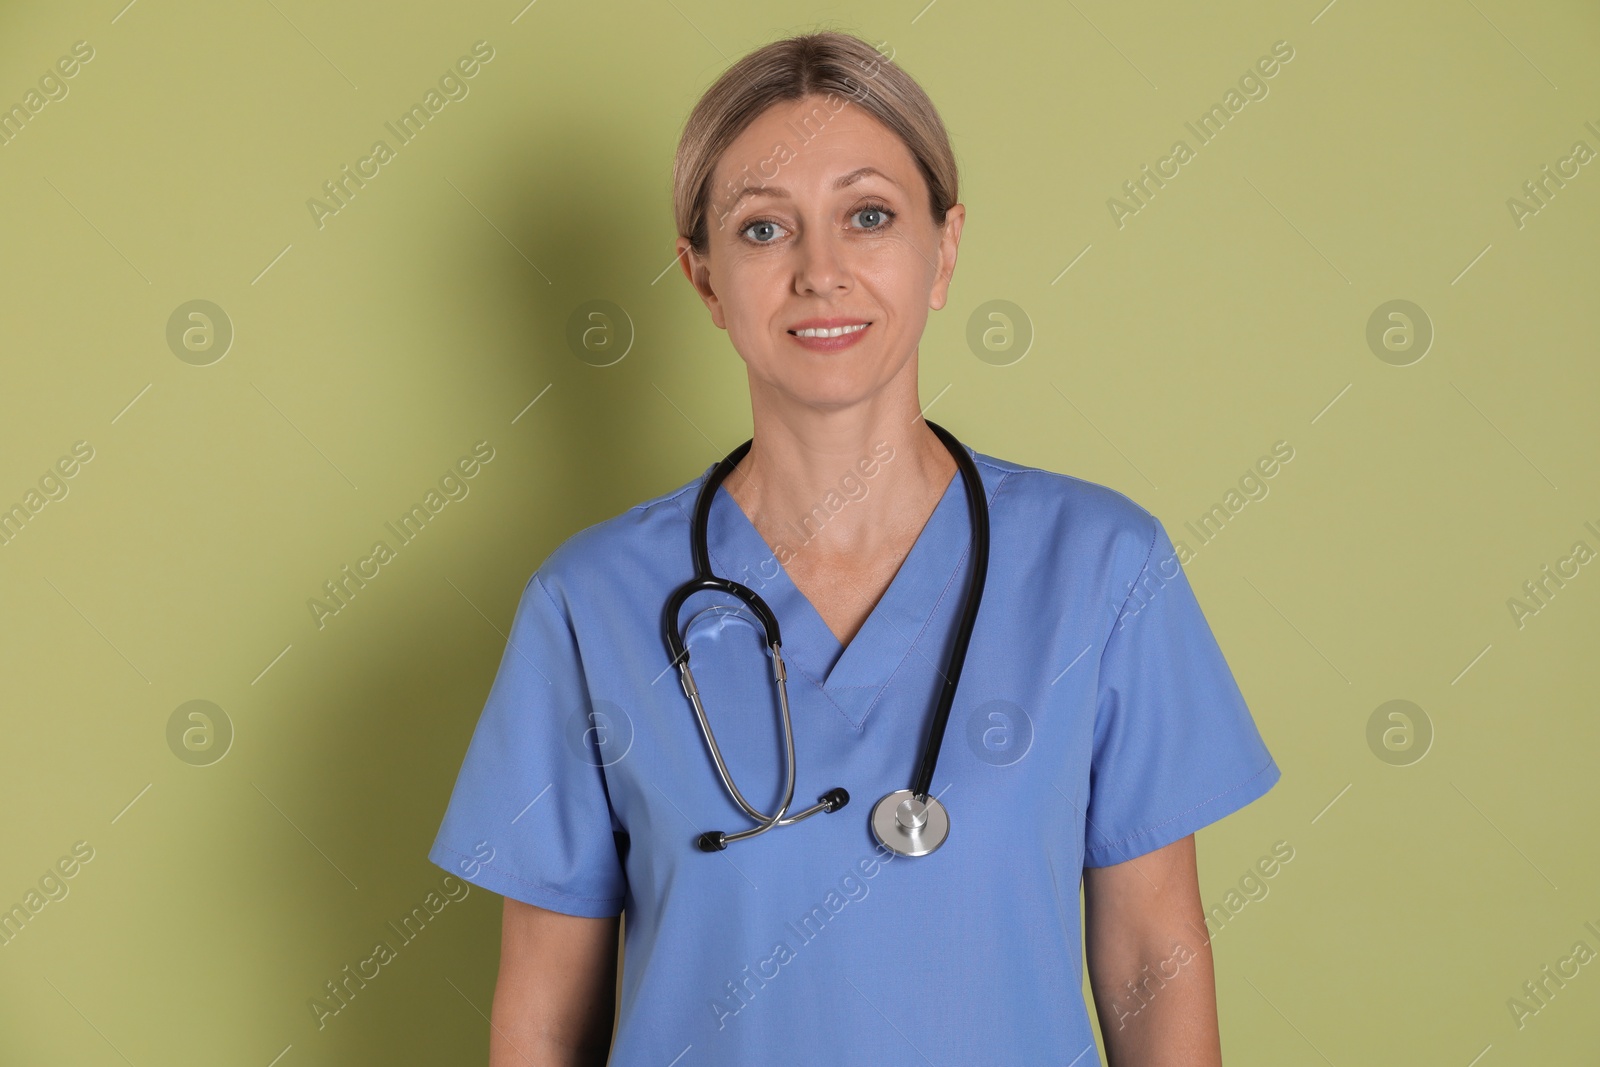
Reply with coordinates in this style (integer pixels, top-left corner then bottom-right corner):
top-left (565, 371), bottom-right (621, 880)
top-left (677, 93), bottom-right (964, 414)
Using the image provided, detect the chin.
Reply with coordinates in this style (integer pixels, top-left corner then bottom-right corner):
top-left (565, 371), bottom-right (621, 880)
top-left (775, 372), bottom-right (883, 410)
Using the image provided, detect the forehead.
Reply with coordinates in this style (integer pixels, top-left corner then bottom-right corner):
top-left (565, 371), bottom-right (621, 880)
top-left (711, 94), bottom-right (920, 199)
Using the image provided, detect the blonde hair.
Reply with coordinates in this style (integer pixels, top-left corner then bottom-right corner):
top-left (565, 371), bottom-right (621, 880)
top-left (672, 30), bottom-right (959, 255)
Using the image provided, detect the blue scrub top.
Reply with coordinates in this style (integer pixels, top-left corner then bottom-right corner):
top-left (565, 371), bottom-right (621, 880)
top-left (429, 445), bottom-right (1280, 1065)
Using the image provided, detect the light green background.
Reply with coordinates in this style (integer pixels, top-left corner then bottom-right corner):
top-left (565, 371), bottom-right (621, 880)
top-left (2, 0), bottom-right (1597, 1063)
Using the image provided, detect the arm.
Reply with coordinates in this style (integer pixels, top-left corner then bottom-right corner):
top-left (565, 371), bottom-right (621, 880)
top-left (1082, 834), bottom-right (1222, 1066)
top-left (489, 896), bottom-right (621, 1067)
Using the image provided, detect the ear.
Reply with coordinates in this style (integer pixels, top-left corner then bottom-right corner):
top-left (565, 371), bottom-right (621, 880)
top-left (676, 236), bottom-right (727, 330)
top-left (928, 203), bottom-right (965, 313)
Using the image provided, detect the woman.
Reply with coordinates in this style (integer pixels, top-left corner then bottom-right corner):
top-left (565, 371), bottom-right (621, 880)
top-left (430, 30), bottom-right (1279, 1066)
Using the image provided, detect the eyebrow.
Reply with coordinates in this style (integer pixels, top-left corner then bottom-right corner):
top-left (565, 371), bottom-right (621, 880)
top-left (720, 166), bottom-right (900, 212)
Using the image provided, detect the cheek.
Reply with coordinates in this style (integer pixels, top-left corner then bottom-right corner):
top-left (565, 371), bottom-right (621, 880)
top-left (722, 293), bottom-right (771, 347)
top-left (714, 254), bottom-right (764, 301)
top-left (863, 253), bottom-right (930, 310)
top-left (717, 265), bottom-right (785, 341)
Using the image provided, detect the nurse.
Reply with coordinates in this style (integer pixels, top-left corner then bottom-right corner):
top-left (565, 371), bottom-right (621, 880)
top-left (430, 29), bottom-right (1280, 1067)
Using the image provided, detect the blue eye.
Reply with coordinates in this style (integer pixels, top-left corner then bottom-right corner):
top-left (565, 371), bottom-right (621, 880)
top-left (737, 201), bottom-right (898, 245)
top-left (853, 202), bottom-right (897, 230)
top-left (741, 219), bottom-right (785, 243)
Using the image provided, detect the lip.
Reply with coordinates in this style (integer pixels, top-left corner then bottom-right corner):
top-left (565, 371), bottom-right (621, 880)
top-left (788, 317), bottom-right (873, 332)
top-left (785, 318), bottom-right (873, 353)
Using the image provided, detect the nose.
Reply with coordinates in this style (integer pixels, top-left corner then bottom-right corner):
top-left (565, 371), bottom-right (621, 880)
top-left (792, 228), bottom-right (852, 296)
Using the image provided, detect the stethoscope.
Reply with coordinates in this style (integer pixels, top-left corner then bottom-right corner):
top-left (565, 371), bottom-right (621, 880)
top-left (661, 420), bottom-right (989, 858)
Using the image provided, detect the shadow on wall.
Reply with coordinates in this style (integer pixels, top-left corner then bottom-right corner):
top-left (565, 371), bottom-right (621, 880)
top-left (270, 114), bottom-right (705, 1063)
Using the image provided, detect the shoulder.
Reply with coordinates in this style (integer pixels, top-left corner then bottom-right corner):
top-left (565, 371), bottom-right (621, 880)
top-left (975, 449), bottom-right (1160, 564)
top-left (527, 468), bottom-right (705, 607)
top-left (975, 450), bottom-right (1151, 521)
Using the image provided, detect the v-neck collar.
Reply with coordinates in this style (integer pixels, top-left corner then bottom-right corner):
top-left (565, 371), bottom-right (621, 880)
top-left (694, 445), bottom-right (980, 697)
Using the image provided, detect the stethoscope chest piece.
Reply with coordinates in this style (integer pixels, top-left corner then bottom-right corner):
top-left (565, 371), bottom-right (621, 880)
top-left (871, 789), bottom-right (950, 857)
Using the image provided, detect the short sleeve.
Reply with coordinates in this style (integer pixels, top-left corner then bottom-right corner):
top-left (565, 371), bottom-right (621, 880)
top-left (427, 572), bottom-right (627, 917)
top-left (1082, 516), bottom-right (1280, 868)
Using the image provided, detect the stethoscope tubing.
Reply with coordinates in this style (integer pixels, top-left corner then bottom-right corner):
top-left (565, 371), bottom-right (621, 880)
top-left (907, 420), bottom-right (990, 800)
top-left (661, 421), bottom-right (986, 852)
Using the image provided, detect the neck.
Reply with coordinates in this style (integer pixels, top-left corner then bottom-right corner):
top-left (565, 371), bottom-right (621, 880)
top-left (724, 390), bottom-right (958, 567)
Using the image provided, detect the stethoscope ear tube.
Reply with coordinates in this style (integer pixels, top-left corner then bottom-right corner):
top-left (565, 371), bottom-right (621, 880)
top-left (662, 445), bottom-right (851, 851)
top-left (661, 575), bottom-right (783, 668)
top-left (696, 787), bottom-right (850, 852)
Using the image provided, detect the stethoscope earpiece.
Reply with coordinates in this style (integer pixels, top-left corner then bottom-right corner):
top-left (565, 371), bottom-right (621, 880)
top-left (664, 421), bottom-right (988, 858)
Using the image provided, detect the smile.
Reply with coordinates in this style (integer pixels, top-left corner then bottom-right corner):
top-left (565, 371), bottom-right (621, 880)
top-left (790, 323), bottom-right (870, 338)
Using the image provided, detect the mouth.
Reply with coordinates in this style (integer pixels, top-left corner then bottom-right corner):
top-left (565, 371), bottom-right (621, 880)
top-left (787, 321), bottom-right (872, 338)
